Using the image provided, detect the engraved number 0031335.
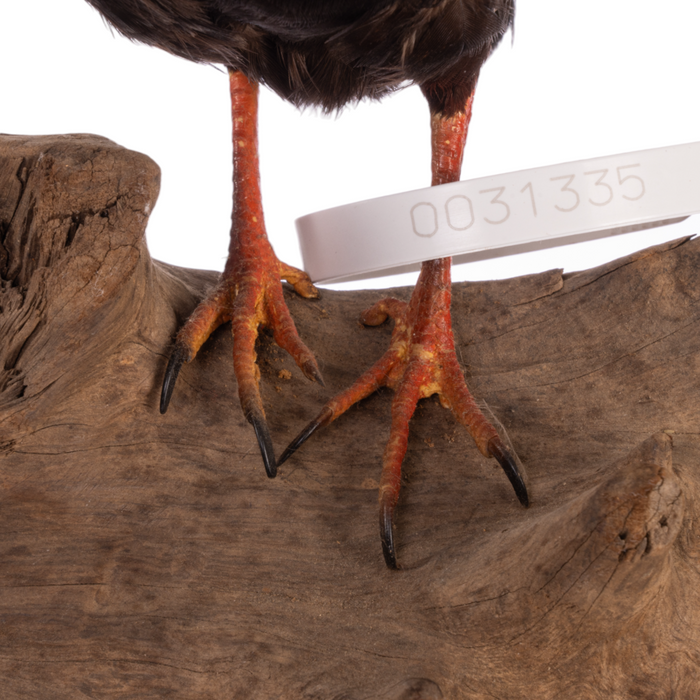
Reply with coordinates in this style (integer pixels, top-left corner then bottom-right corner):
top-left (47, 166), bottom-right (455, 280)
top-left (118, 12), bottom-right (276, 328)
top-left (296, 143), bottom-right (700, 284)
top-left (410, 163), bottom-right (646, 238)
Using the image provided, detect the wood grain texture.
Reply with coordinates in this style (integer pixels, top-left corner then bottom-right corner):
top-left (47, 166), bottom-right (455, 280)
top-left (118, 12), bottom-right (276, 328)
top-left (0, 134), bottom-right (698, 699)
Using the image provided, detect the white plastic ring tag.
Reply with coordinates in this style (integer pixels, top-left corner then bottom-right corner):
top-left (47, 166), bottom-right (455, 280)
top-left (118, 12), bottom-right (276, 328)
top-left (295, 142), bottom-right (700, 284)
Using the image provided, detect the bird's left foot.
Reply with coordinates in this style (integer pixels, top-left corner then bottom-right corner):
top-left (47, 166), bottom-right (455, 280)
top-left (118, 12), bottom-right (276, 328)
top-left (278, 257), bottom-right (528, 568)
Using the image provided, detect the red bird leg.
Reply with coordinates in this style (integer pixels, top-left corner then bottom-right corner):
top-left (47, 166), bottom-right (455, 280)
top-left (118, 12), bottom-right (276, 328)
top-left (279, 89), bottom-right (528, 568)
top-left (161, 69), bottom-right (323, 478)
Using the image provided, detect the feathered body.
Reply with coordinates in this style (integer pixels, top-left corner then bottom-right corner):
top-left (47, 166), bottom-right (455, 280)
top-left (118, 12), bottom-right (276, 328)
top-left (86, 0), bottom-right (513, 114)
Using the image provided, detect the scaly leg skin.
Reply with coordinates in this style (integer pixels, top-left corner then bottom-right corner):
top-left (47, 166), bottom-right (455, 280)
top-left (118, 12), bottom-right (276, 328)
top-left (278, 89), bottom-right (528, 568)
top-left (160, 69), bottom-right (323, 478)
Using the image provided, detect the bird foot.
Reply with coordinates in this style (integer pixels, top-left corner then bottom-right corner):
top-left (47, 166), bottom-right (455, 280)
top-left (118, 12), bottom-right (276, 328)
top-left (278, 258), bottom-right (528, 568)
top-left (160, 236), bottom-right (323, 478)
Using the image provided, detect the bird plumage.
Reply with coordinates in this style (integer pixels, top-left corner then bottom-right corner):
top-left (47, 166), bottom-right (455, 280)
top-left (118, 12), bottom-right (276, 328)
top-left (86, 0), bottom-right (513, 113)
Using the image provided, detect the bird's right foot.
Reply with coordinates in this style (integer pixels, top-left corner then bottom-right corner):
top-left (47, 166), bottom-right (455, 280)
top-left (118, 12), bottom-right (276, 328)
top-left (160, 238), bottom-right (322, 478)
top-left (159, 69), bottom-right (323, 477)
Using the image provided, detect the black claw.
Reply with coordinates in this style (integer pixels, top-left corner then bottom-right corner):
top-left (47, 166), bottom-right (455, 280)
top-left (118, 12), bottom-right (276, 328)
top-left (277, 407), bottom-right (333, 467)
top-left (488, 437), bottom-right (529, 507)
top-left (160, 345), bottom-right (187, 414)
top-left (302, 359), bottom-right (325, 387)
top-left (249, 412), bottom-right (277, 478)
top-left (379, 501), bottom-right (398, 570)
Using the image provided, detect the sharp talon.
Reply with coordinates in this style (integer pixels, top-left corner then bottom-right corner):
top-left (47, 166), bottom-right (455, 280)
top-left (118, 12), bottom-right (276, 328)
top-left (488, 437), bottom-right (529, 508)
top-left (277, 406), bottom-right (333, 467)
top-left (303, 359), bottom-right (325, 387)
top-left (379, 500), bottom-right (398, 570)
top-left (249, 412), bottom-right (277, 478)
top-left (160, 345), bottom-right (188, 414)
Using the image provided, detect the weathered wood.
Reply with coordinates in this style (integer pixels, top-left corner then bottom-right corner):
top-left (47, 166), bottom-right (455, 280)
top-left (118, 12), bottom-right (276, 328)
top-left (0, 134), bottom-right (698, 698)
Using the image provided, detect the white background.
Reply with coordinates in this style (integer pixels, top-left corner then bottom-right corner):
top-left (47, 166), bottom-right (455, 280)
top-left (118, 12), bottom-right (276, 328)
top-left (2, 0), bottom-right (699, 290)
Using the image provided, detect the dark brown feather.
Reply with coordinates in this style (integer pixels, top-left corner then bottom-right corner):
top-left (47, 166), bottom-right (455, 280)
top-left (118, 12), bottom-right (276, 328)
top-left (86, 0), bottom-right (513, 114)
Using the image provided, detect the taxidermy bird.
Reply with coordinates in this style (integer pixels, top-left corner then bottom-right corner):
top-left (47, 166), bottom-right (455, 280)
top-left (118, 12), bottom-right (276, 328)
top-left (86, 0), bottom-right (529, 568)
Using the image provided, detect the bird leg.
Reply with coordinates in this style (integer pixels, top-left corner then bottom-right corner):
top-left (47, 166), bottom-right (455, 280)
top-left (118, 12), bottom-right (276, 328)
top-left (278, 90), bottom-right (528, 568)
top-left (160, 69), bottom-right (323, 478)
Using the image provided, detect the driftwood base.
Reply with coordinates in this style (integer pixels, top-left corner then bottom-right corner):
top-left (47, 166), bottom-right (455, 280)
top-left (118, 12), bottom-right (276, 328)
top-left (0, 134), bottom-right (698, 698)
